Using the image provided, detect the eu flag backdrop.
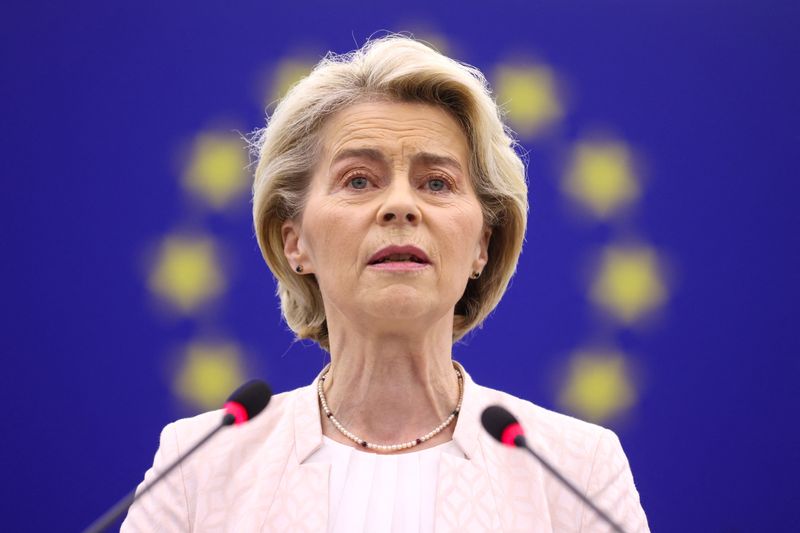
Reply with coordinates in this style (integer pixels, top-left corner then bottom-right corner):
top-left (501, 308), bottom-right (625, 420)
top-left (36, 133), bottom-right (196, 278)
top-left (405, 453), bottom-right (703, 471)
top-left (2, 1), bottom-right (799, 531)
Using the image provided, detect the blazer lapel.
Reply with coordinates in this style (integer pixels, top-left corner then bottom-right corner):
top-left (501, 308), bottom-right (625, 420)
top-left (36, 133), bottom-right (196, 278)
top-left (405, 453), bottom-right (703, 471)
top-left (435, 363), bottom-right (502, 531)
top-left (437, 365), bottom-right (553, 532)
top-left (260, 372), bottom-right (330, 532)
top-left (257, 363), bottom-right (555, 532)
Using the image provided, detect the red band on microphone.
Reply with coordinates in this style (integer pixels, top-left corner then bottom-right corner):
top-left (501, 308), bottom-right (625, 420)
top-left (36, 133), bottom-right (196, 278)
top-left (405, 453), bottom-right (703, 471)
top-left (500, 422), bottom-right (524, 447)
top-left (224, 401), bottom-right (248, 425)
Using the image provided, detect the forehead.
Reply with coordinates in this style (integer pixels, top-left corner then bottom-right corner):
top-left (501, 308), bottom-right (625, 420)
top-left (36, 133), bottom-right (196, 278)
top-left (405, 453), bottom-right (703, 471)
top-left (317, 100), bottom-right (470, 165)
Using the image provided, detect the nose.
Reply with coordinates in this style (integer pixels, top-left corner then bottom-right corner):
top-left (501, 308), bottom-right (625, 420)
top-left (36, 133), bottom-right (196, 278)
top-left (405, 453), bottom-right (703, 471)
top-left (376, 179), bottom-right (421, 225)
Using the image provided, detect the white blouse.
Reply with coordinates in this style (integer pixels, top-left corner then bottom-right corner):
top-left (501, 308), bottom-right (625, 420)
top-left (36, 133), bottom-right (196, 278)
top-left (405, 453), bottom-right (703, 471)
top-left (305, 436), bottom-right (465, 532)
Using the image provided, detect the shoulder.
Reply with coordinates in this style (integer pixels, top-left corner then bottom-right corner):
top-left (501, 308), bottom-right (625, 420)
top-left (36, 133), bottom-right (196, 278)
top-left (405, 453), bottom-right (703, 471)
top-left (123, 385), bottom-right (317, 532)
top-left (468, 380), bottom-right (620, 479)
top-left (468, 381), bottom-right (649, 531)
top-left (162, 384), bottom-right (311, 463)
top-left (471, 381), bottom-right (608, 448)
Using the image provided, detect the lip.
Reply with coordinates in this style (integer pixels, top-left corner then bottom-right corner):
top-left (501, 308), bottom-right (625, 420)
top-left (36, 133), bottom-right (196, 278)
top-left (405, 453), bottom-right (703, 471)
top-left (367, 261), bottom-right (430, 272)
top-left (367, 245), bottom-right (431, 266)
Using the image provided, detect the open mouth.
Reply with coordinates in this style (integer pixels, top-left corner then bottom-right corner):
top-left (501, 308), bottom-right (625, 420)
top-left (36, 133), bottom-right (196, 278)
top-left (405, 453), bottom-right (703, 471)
top-left (369, 253), bottom-right (428, 265)
top-left (367, 245), bottom-right (431, 266)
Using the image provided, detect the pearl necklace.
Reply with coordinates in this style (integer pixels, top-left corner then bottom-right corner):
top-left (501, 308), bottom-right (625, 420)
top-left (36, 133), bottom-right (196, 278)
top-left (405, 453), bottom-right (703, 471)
top-left (317, 364), bottom-right (464, 453)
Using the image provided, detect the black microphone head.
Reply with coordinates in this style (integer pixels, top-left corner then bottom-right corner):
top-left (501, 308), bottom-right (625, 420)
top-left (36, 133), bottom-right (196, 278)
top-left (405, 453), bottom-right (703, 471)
top-left (481, 404), bottom-right (524, 447)
top-left (224, 379), bottom-right (272, 425)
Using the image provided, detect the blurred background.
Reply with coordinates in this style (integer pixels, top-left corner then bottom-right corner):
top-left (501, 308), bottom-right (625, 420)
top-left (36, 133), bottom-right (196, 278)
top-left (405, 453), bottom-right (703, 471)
top-left (3, 1), bottom-right (799, 531)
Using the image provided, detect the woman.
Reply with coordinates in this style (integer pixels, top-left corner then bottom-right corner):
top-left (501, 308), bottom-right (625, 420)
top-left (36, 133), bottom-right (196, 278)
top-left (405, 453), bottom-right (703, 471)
top-left (123, 36), bottom-right (649, 532)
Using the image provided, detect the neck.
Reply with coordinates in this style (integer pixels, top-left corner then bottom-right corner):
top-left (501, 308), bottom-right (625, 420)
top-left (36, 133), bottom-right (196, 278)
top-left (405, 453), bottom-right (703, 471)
top-left (320, 312), bottom-right (462, 451)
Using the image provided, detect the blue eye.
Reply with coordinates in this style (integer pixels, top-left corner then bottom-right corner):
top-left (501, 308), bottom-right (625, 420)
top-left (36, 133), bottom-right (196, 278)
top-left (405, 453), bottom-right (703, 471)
top-left (349, 176), bottom-right (369, 189)
top-left (427, 178), bottom-right (448, 192)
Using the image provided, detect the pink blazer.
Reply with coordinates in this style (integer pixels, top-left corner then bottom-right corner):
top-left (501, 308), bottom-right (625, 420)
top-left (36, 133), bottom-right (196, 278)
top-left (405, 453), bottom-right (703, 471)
top-left (121, 366), bottom-right (649, 532)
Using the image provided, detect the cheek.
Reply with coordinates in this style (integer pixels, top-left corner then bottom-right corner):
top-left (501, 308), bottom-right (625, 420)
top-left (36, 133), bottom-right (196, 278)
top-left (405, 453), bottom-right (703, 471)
top-left (437, 203), bottom-right (485, 265)
top-left (453, 202), bottom-right (485, 243)
top-left (303, 200), bottom-right (364, 268)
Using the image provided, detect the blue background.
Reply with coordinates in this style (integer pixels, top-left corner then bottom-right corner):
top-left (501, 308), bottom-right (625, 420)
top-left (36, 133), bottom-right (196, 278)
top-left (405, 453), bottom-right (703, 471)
top-left (3, 1), bottom-right (799, 531)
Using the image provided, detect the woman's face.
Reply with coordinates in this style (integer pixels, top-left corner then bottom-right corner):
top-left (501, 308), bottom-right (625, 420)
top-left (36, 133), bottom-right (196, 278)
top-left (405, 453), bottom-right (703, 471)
top-left (282, 100), bottom-right (490, 331)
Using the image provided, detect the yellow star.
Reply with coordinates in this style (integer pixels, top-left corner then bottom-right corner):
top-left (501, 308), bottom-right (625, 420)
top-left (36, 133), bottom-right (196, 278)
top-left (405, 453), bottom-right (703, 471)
top-left (494, 64), bottom-right (563, 137)
top-left (558, 349), bottom-right (636, 423)
top-left (590, 245), bottom-right (667, 323)
top-left (268, 58), bottom-right (316, 103)
top-left (173, 341), bottom-right (246, 410)
top-left (563, 141), bottom-right (639, 219)
top-left (147, 235), bottom-right (226, 313)
top-left (182, 132), bottom-right (249, 209)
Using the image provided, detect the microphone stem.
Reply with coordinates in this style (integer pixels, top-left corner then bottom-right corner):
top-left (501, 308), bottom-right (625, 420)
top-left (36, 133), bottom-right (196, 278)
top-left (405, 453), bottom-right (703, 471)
top-left (83, 414), bottom-right (234, 533)
top-left (515, 435), bottom-right (627, 533)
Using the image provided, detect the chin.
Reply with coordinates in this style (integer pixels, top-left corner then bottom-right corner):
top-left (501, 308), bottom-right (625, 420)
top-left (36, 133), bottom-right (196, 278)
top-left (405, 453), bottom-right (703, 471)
top-left (363, 286), bottom-right (436, 321)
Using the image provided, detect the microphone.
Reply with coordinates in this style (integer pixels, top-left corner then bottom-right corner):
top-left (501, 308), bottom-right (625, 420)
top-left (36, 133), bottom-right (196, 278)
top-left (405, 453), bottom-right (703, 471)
top-left (83, 379), bottom-right (273, 533)
top-left (481, 405), bottom-right (628, 533)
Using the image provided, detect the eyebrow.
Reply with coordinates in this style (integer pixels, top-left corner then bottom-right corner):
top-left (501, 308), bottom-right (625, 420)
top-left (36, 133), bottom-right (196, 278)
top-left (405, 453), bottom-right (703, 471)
top-left (330, 148), bottom-right (463, 173)
top-left (411, 152), bottom-right (463, 173)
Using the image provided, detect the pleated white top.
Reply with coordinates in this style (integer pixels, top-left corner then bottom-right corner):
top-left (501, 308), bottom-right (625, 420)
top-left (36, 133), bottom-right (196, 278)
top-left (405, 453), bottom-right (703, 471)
top-left (305, 436), bottom-right (465, 532)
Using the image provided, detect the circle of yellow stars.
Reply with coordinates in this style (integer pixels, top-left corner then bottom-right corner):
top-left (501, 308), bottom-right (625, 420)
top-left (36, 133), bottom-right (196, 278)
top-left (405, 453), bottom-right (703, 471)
top-left (146, 127), bottom-right (253, 409)
top-left (555, 136), bottom-right (668, 421)
top-left (143, 33), bottom-right (671, 421)
top-left (488, 49), bottom-right (668, 424)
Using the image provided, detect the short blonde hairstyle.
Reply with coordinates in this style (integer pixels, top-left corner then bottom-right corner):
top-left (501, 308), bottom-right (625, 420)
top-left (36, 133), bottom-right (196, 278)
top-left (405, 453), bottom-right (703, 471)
top-left (251, 35), bottom-right (528, 350)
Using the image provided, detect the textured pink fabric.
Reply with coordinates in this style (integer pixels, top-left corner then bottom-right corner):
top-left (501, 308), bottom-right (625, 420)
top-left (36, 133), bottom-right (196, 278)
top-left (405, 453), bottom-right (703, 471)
top-left (121, 365), bottom-right (649, 532)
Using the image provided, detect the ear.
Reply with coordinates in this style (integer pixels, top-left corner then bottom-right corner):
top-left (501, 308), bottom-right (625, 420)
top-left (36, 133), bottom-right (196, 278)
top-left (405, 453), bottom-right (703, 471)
top-left (281, 219), bottom-right (311, 273)
top-left (473, 225), bottom-right (492, 273)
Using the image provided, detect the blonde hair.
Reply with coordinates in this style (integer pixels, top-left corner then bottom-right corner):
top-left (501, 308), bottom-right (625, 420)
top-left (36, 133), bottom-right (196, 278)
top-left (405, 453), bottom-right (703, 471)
top-left (251, 35), bottom-right (528, 350)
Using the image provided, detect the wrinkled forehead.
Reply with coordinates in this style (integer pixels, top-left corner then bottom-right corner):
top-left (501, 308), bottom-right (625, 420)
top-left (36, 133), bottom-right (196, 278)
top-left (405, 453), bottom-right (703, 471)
top-left (316, 100), bottom-right (471, 170)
